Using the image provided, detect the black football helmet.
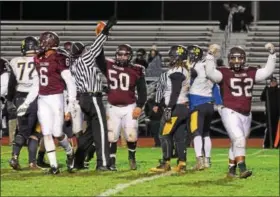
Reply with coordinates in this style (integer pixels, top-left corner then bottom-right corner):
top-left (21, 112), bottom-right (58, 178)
top-left (168, 45), bottom-right (188, 66)
top-left (39, 31), bottom-right (60, 51)
top-left (21, 36), bottom-right (39, 55)
top-left (187, 45), bottom-right (203, 63)
top-left (228, 46), bottom-right (246, 72)
top-left (115, 44), bottom-right (133, 66)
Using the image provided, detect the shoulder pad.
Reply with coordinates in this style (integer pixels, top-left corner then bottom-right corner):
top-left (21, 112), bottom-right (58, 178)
top-left (132, 63), bottom-right (145, 74)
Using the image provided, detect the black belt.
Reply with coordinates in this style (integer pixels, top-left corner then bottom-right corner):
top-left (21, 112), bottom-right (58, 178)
top-left (77, 92), bottom-right (102, 98)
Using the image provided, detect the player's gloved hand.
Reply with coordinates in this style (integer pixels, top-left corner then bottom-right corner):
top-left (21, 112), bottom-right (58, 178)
top-left (163, 107), bottom-right (172, 123)
top-left (208, 44), bottom-right (221, 58)
top-left (67, 100), bottom-right (79, 118)
top-left (102, 16), bottom-right (117, 35)
top-left (7, 101), bottom-right (16, 115)
top-left (265, 43), bottom-right (275, 54)
top-left (17, 102), bottom-right (29, 117)
top-left (132, 107), bottom-right (142, 119)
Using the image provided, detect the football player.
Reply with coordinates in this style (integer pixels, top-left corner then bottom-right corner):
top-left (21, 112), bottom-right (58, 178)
top-left (19, 32), bottom-right (79, 174)
top-left (150, 45), bottom-right (190, 173)
top-left (7, 36), bottom-right (45, 169)
top-left (205, 43), bottom-right (276, 178)
top-left (96, 44), bottom-right (147, 171)
top-left (187, 45), bottom-right (215, 170)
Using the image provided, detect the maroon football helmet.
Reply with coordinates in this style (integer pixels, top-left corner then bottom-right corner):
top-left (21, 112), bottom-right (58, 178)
top-left (39, 31), bottom-right (60, 51)
top-left (228, 46), bottom-right (246, 72)
top-left (64, 41), bottom-right (73, 53)
top-left (115, 44), bottom-right (133, 66)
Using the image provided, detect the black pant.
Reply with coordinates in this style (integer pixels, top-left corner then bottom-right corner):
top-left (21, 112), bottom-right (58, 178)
top-left (78, 93), bottom-right (110, 167)
top-left (15, 92), bottom-right (38, 140)
top-left (148, 120), bottom-right (161, 146)
top-left (159, 104), bottom-right (189, 162)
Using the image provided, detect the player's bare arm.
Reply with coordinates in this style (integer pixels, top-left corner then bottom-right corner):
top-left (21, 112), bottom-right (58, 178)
top-left (133, 74), bottom-right (147, 119)
top-left (205, 44), bottom-right (223, 83)
top-left (255, 43), bottom-right (277, 82)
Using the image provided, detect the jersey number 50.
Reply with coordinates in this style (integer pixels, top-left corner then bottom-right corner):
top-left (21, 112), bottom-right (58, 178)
top-left (108, 69), bottom-right (130, 91)
top-left (230, 78), bottom-right (253, 97)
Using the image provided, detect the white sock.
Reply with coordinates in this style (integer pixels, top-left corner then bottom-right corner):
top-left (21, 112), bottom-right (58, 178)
top-left (44, 135), bottom-right (58, 168)
top-left (228, 145), bottom-right (235, 161)
top-left (203, 136), bottom-right (212, 158)
top-left (193, 136), bottom-right (203, 157)
top-left (58, 135), bottom-right (73, 155)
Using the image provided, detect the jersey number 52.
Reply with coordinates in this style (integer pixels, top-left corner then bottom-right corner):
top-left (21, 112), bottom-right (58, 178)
top-left (108, 69), bottom-right (130, 91)
top-left (230, 78), bottom-right (253, 97)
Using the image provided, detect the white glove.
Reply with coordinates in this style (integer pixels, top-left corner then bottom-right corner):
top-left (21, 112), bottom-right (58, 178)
top-left (17, 103), bottom-right (29, 117)
top-left (265, 43), bottom-right (275, 54)
top-left (208, 44), bottom-right (221, 58)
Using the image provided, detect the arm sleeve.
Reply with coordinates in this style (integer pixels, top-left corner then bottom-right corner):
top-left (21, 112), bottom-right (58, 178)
top-left (260, 86), bottom-right (267, 101)
top-left (168, 72), bottom-right (186, 108)
top-left (81, 33), bottom-right (108, 67)
top-left (136, 76), bottom-right (147, 108)
top-left (0, 73), bottom-right (9, 97)
top-left (61, 70), bottom-right (77, 102)
top-left (205, 54), bottom-right (223, 83)
top-left (155, 72), bottom-right (166, 105)
top-left (255, 54), bottom-right (276, 82)
top-left (95, 48), bottom-right (107, 75)
top-left (24, 75), bottom-right (39, 105)
top-left (7, 71), bottom-right (17, 102)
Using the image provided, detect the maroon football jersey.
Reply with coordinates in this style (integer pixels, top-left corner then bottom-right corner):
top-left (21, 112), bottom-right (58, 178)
top-left (218, 67), bottom-right (258, 114)
top-left (34, 51), bottom-right (69, 95)
top-left (105, 58), bottom-right (145, 106)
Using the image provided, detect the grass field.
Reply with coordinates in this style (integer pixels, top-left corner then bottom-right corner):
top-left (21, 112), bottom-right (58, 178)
top-left (1, 146), bottom-right (279, 196)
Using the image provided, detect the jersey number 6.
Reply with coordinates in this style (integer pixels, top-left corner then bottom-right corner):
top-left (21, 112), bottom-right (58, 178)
top-left (39, 67), bottom-right (48, 86)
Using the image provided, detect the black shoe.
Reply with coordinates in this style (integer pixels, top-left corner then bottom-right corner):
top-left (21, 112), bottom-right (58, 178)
top-left (227, 165), bottom-right (237, 178)
top-left (109, 157), bottom-right (117, 171)
top-left (48, 166), bottom-right (60, 175)
top-left (37, 160), bottom-right (50, 169)
top-left (239, 170), bottom-right (252, 179)
top-left (96, 166), bottom-right (110, 171)
top-left (66, 151), bottom-right (75, 172)
top-left (129, 159), bottom-right (137, 170)
top-left (9, 157), bottom-right (21, 170)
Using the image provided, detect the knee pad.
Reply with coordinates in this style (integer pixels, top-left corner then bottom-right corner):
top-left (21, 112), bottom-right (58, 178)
top-left (108, 130), bottom-right (118, 143)
top-left (14, 134), bottom-right (26, 146)
top-left (234, 137), bottom-right (246, 148)
top-left (125, 127), bottom-right (138, 142)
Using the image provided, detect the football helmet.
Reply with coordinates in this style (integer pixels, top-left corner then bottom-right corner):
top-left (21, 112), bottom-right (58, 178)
top-left (168, 45), bottom-right (188, 66)
top-left (115, 44), bottom-right (133, 66)
top-left (187, 45), bottom-right (203, 63)
top-left (39, 31), bottom-right (60, 51)
top-left (21, 36), bottom-right (39, 55)
top-left (64, 41), bottom-right (73, 53)
top-left (228, 46), bottom-right (246, 72)
top-left (70, 42), bottom-right (86, 58)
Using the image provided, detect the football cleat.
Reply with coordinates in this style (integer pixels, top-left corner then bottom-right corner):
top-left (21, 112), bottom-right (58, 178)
top-left (96, 166), bottom-right (110, 171)
top-left (195, 157), bottom-right (205, 170)
top-left (239, 169), bottom-right (252, 179)
top-left (48, 166), bottom-right (60, 175)
top-left (37, 160), bottom-right (50, 169)
top-left (109, 157), bottom-right (117, 171)
top-left (9, 157), bottom-right (21, 170)
top-left (29, 162), bottom-right (40, 170)
top-left (172, 161), bottom-right (187, 173)
top-left (66, 150), bottom-right (75, 172)
top-left (129, 159), bottom-right (137, 170)
top-left (204, 157), bottom-right (211, 168)
top-left (150, 160), bottom-right (171, 172)
top-left (227, 165), bottom-right (237, 178)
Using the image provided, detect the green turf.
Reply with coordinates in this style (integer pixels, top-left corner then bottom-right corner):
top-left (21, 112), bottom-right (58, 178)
top-left (1, 146), bottom-right (279, 196)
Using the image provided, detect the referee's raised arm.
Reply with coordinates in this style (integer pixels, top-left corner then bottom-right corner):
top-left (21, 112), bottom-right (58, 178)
top-left (80, 17), bottom-right (117, 67)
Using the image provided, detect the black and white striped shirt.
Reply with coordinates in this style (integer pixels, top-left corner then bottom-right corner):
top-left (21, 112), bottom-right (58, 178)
top-left (155, 71), bottom-right (167, 104)
top-left (70, 33), bottom-right (107, 93)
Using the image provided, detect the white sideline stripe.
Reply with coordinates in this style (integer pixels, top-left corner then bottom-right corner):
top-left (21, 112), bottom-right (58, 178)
top-left (96, 171), bottom-right (173, 197)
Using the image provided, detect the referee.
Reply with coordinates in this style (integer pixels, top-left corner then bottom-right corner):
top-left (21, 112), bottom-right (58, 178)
top-left (69, 17), bottom-right (116, 171)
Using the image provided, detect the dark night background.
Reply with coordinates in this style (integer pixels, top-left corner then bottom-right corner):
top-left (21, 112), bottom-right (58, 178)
top-left (0, 1), bottom-right (279, 21)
